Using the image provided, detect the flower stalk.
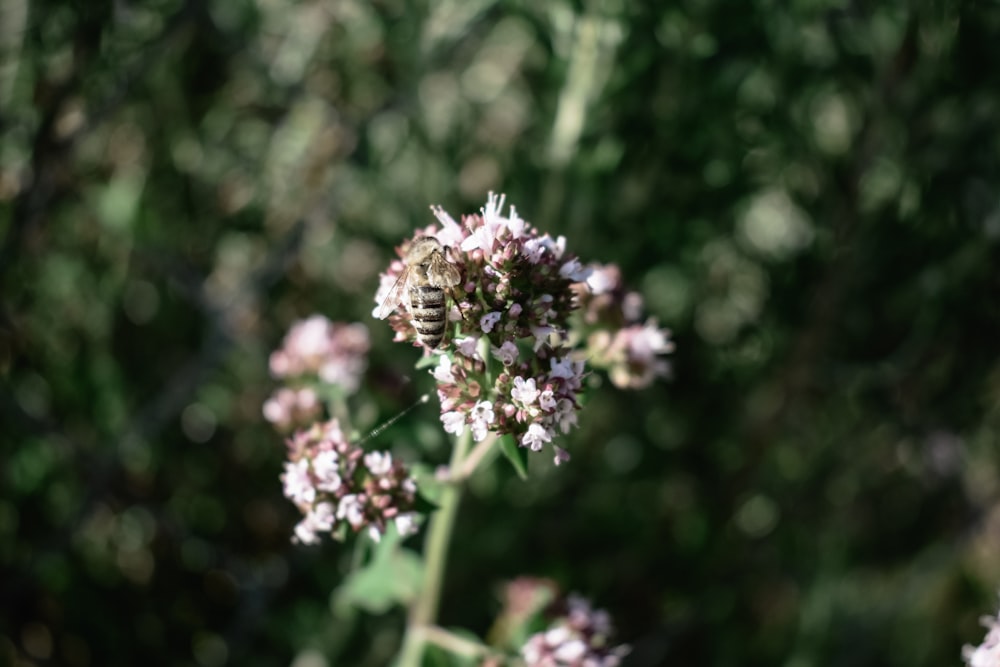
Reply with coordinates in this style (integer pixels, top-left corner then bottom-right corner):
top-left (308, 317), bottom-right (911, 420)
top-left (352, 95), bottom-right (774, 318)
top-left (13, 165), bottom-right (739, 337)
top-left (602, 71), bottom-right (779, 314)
top-left (398, 426), bottom-right (473, 667)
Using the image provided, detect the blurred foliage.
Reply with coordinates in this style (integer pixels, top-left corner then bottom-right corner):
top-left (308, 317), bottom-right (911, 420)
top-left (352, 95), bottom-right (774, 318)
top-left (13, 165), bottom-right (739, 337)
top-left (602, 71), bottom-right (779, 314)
top-left (2, 0), bottom-right (1000, 666)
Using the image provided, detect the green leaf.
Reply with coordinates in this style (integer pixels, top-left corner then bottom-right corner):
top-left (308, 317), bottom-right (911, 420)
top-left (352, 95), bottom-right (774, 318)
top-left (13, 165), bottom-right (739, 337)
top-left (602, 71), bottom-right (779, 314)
top-left (415, 352), bottom-right (444, 370)
top-left (411, 462), bottom-right (446, 504)
top-left (413, 491), bottom-right (439, 515)
top-left (333, 526), bottom-right (424, 614)
top-left (499, 434), bottom-right (529, 480)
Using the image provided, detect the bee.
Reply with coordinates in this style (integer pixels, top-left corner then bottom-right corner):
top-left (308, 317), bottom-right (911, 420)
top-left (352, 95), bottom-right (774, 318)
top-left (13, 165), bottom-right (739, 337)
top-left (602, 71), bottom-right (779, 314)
top-left (375, 236), bottom-right (462, 349)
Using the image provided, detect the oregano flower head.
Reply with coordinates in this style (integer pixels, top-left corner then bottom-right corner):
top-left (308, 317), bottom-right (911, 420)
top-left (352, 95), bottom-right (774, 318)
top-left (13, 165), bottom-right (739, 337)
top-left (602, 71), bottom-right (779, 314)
top-left (373, 193), bottom-right (590, 464)
top-left (263, 315), bottom-right (370, 431)
top-left (373, 193), bottom-right (674, 466)
top-left (282, 419), bottom-right (420, 544)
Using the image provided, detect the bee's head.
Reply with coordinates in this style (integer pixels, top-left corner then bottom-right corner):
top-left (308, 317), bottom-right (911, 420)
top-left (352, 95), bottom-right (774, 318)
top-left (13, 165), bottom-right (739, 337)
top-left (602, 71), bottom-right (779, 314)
top-left (406, 235), bottom-right (444, 263)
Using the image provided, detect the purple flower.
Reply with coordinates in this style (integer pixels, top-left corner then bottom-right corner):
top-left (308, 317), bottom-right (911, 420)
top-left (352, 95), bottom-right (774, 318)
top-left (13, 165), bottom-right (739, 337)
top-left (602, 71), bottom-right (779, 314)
top-left (480, 311), bottom-right (502, 333)
top-left (454, 336), bottom-right (481, 360)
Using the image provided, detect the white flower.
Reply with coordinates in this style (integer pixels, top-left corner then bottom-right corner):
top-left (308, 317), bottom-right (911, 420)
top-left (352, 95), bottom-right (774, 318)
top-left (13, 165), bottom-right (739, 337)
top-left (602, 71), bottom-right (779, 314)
top-left (441, 410), bottom-right (467, 436)
top-left (549, 356), bottom-right (574, 378)
top-left (461, 222), bottom-right (501, 253)
top-left (293, 501), bottom-right (335, 544)
top-left (431, 355), bottom-right (454, 383)
top-left (523, 234), bottom-right (567, 263)
top-left (506, 205), bottom-right (527, 238)
top-left (511, 376), bottom-right (540, 406)
top-left (394, 512), bottom-right (420, 537)
top-left (462, 195), bottom-right (506, 253)
top-left (293, 518), bottom-right (320, 545)
top-left (319, 358), bottom-right (364, 392)
top-left (553, 446), bottom-right (571, 465)
top-left (480, 311), bottom-right (502, 333)
top-left (553, 638), bottom-right (588, 662)
top-left (544, 626), bottom-right (571, 646)
top-left (455, 336), bottom-right (481, 360)
top-left (336, 494), bottom-right (365, 528)
top-left (290, 315), bottom-right (331, 358)
top-left (312, 450), bottom-right (342, 492)
top-left (282, 459), bottom-right (315, 505)
top-left (585, 264), bottom-right (619, 294)
top-left (430, 205), bottom-right (465, 248)
top-left (537, 293), bottom-right (556, 320)
top-left (481, 191), bottom-right (506, 225)
top-left (554, 398), bottom-right (579, 434)
top-left (627, 320), bottom-right (675, 360)
top-left (521, 423), bottom-right (553, 451)
top-left (470, 400), bottom-right (496, 441)
top-left (364, 451), bottom-right (393, 476)
top-left (549, 356), bottom-right (585, 389)
top-left (965, 605), bottom-right (1000, 667)
top-left (538, 388), bottom-right (556, 411)
top-left (308, 501), bottom-right (336, 531)
top-left (491, 341), bottom-right (518, 365)
top-left (295, 387), bottom-right (319, 410)
top-left (530, 325), bottom-right (554, 351)
top-left (262, 391), bottom-right (289, 424)
top-left (559, 258), bottom-right (592, 282)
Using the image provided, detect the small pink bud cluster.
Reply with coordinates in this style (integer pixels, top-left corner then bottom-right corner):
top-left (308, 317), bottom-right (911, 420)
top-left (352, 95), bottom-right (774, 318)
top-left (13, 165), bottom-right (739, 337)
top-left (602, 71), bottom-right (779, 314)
top-left (521, 594), bottom-right (630, 667)
top-left (965, 597), bottom-right (1000, 667)
top-left (269, 315), bottom-right (370, 390)
top-left (282, 419), bottom-right (420, 544)
top-left (374, 193), bottom-right (591, 464)
top-left (263, 315), bottom-right (370, 430)
top-left (262, 387), bottom-right (321, 431)
top-left (576, 263), bottom-right (674, 389)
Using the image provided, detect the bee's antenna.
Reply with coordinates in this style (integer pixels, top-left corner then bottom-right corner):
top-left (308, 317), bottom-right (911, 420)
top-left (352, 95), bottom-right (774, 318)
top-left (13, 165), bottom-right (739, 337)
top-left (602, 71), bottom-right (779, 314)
top-left (357, 394), bottom-right (431, 445)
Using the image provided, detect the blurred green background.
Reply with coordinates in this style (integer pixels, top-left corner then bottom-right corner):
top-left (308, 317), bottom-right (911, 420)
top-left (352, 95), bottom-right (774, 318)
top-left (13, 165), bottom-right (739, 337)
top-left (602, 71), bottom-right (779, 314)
top-left (3, 0), bottom-right (1000, 665)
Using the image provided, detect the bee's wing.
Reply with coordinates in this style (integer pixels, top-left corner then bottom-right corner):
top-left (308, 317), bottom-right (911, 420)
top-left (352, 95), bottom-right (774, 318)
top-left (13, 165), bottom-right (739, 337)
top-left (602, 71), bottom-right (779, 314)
top-left (374, 270), bottom-right (410, 320)
top-left (427, 255), bottom-right (462, 287)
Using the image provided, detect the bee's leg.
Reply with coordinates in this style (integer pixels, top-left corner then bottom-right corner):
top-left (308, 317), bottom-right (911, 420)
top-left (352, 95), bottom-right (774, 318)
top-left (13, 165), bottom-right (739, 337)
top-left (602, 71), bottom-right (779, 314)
top-left (452, 288), bottom-right (473, 325)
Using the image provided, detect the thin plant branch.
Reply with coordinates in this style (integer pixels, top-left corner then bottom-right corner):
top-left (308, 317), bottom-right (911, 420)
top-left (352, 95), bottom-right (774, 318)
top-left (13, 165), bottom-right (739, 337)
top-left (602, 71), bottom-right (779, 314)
top-left (398, 426), bottom-right (474, 667)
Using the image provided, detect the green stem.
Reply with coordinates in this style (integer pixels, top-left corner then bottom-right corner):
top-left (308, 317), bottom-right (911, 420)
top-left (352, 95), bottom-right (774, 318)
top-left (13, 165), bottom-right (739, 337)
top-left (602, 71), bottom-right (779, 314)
top-left (421, 624), bottom-right (499, 660)
top-left (398, 427), bottom-right (473, 667)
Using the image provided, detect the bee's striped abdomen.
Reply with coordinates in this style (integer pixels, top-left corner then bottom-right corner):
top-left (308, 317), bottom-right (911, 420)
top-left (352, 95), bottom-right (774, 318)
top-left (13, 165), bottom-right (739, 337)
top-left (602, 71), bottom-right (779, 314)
top-left (409, 285), bottom-right (447, 348)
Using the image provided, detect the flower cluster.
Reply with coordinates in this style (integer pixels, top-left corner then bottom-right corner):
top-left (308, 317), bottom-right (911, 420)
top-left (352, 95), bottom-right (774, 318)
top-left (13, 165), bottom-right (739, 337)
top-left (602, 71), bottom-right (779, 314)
top-left (965, 596), bottom-right (1000, 667)
top-left (282, 419), bottom-right (420, 544)
top-left (373, 193), bottom-right (591, 464)
top-left (520, 594), bottom-right (630, 667)
top-left (262, 387), bottom-right (321, 431)
top-left (574, 263), bottom-right (674, 389)
top-left (263, 315), bottom-right (370, 430)
top-left (268, 315), bottom-right (370, 391)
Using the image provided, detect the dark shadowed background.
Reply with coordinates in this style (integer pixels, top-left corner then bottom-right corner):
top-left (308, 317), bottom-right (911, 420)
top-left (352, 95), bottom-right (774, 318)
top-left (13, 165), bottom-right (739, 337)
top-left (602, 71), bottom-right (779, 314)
top-left (2, 0), bottom-right (1000, 665)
